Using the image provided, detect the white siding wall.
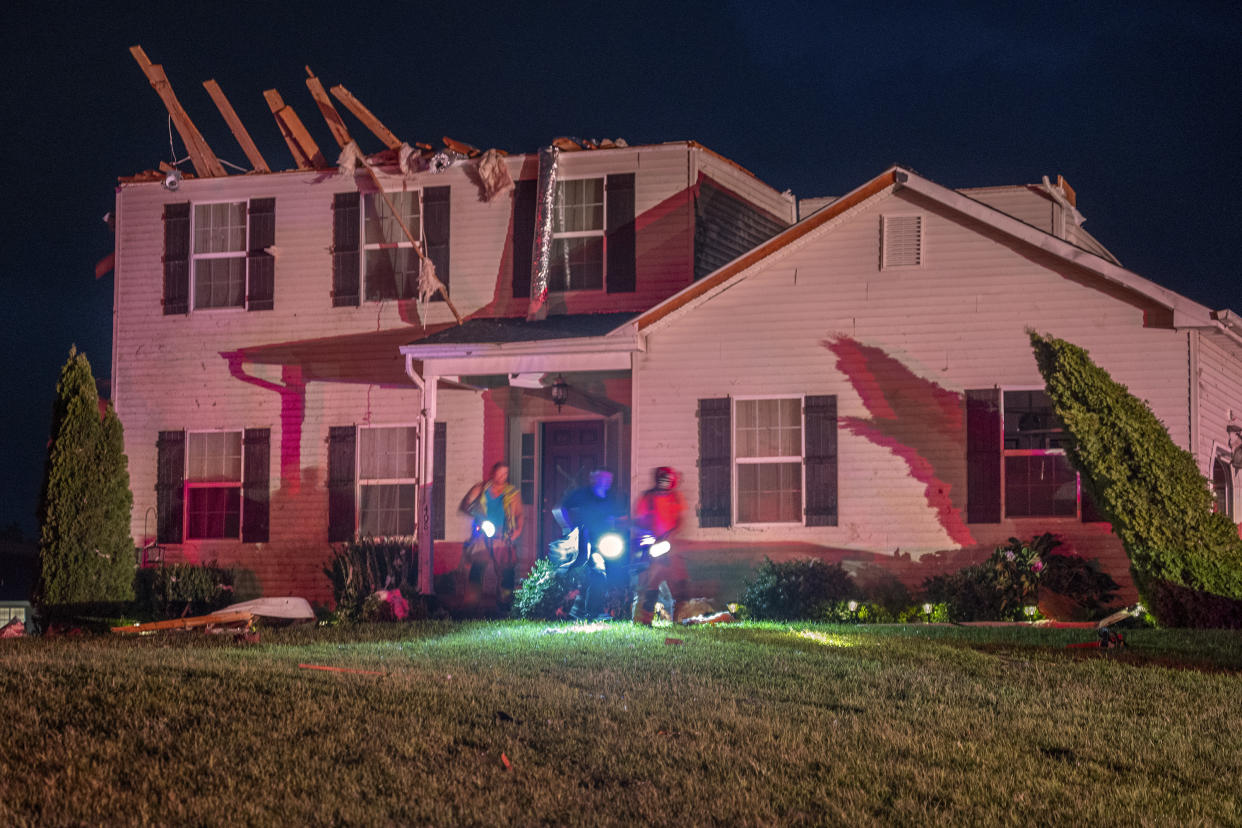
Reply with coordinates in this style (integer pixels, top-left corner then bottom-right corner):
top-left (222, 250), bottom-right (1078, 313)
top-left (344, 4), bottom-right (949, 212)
top-left (634, 187), bottom-right (1189, 590)
top-left (959, 186), bottom-right (1053, 232)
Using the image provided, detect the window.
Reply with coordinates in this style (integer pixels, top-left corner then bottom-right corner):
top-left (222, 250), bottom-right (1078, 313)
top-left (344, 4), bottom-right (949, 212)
top-left (1002, 390), bottom-right (1077, 518)
top-left (550, 178), bottom-right (605, 291)
top-left (358, 426), bottom-right (419, 536)
top-left (881, 214), bottom-right (922, 269)
top-left (735, 398), bottom-right (804, 523)
top-left (185, 431), bottom-right (243, 539)
top-left (193, 202), bottom-right (247, 308)
top-left (1213, 457), bottom-right (1234, 519)
top-left (363, 191), bottom-right (422, 301)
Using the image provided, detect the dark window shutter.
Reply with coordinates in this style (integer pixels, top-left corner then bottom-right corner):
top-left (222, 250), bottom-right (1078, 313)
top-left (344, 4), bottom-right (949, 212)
top-left (156, 430), bottom-right (186, 543)
top-left (966, 388), bottom-right (1002, 523)
top-left (511, 179), bottom-right (536, 298)
top-left (423, 186), bottom-right (451, 301)
top-left (804, 395), bottom-right (838, 526)
top-left (332, 192), bottom-right (360, 307)
top-left (247, 198), bottom-right (276, 311)
top-left (327, 426), bottom-right (356, 542)
top-left (605, 173), bottom-right (636, 293)
top-left (162, 202), bottom-right (190, 315)
top-left (242, 428), bottom-right (270, 542)
top-left (697, 398), bottom-right (732, 528)
top-left (433, 422), bottom-right (447, 540)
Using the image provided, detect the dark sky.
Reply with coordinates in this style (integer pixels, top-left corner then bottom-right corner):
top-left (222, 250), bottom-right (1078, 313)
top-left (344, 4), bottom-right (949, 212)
top-left (2, 1), bottom-right (1239, 537)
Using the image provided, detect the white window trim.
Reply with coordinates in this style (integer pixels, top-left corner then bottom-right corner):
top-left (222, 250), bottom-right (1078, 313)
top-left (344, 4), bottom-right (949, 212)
top-left (184, 429), bottom-right (244, 540)
top-left (190, 200), bottom-right (249, 312)
top-left (732, 394), bottom-right (807, 527)
top-left (361, 190), bottom-right (424, 303)
top-left (1000, 386), bottom-right (1081, 519)
top-left (356, 423), bottom-right (421, 536)
top-left (1210, 442), bottom-right (1237, 521)
top-left (550, 175), bottom-right (607, 293)
top-left (880, 213), bottom-right (924, 271)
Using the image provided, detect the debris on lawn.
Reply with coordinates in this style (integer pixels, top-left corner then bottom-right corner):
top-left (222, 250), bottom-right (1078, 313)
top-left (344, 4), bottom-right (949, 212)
top-left (680, 611), bottom-right (736, 626)
top-left (111, 609), bottom-right (253, 635)
top-left (501, 752), bottom-right (512, 770)
top-left (664, 637), bottom-right (684, 646)
top-left (221, 596), bottom-right (315, 623)
top-left (0, 617), bottom-right (26, 638)
top-left (298, 663), bottom-right (387, 676)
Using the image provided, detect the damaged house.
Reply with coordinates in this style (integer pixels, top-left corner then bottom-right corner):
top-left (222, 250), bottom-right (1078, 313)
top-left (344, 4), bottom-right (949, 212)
top-left (110, 51), bottom-right (1242, 604)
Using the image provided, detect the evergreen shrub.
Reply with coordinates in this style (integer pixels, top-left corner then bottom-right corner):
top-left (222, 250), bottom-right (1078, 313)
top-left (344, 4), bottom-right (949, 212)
top-left (741, 557), bottom-right (857, 621)
top-left (37, 347), bottom-right (135, 613)
top-left (134, 563), bottom-right (235, 618)
top-left (1030, 331), bottom-right (1242, 626)
top-left (511, 557), bottom-right (571, 620)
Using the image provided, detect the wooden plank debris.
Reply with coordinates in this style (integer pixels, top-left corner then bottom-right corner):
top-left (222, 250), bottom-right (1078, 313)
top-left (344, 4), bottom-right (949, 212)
top-left (112, 610), bottom-right (253, 635)
top-left (129, 46), bottom-right (226, 178)
top-left (203, 79), bottom-right (271, 173)
top-left (263, 89), bottom-right (327, 170)
top-left (304, 67), bottom-right (353, 149)
top-left (329, 84), bottom-right (402, 150)
top-left (442, 136), bottom-right (481, 158)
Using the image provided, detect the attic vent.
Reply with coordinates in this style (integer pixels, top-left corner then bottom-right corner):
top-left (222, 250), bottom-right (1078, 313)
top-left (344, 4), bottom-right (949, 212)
top-left (881, 215), bottom-right (922, 269)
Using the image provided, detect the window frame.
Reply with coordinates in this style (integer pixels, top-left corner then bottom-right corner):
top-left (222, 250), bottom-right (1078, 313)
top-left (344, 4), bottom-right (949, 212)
top-left (549, 175), bottom-right (607, 293)
top-left (183, 429), bottom-right (244, 540)
top-left (732, 394), bottom-right (807, 527)
top-left (190, 200), bottom-right (250, 311)
top-left (360, 190), bottom-right (424, 302)
top-left (355, 423), bottom-right (420, 537)
top-left (880, 213), bottom-right (924, 271)
top-left (1000, 386), bottom-right (1081, 519)
top-left (1212, 454), bottom-right (1234, 520)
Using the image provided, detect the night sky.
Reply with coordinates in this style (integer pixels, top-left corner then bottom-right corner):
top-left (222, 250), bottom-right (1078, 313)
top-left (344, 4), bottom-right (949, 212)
top-left (2, 1), bottom-right (1239, 538)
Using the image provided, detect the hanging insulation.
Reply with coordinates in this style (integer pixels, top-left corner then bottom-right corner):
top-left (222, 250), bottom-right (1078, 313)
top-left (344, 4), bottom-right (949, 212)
top-left (526, 145), bottom-right (559, 320)
top-left (477, 148), bottom-right (513, 202)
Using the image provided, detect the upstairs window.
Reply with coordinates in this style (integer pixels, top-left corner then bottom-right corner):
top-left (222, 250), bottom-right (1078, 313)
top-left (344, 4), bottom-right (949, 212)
top-left (358, 426), bottom-right (419, 536)
top-left (1213, 457), bottom-right (1234, 519)
top-left (1002, 390), bottom-right (1077, 518)
top-left (185, 431), bottom-right (243, 539)
top-left (735, 397), bottom-right (804, 524)
top-left (881, 214), bottom-right (922, 269)
top-left (550, 178), bottom-right (605, 291)
top-left (364, 192), bottom-right (422, 301)
top-left (193, 202), bottom-right (248, 309)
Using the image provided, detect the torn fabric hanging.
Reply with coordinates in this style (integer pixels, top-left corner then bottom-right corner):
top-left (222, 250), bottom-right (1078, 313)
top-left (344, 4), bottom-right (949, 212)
top-left (418, 252), bottom-right (447, 305)
top-left (335, 141), bottom-right (362, 176)
top-left (526, 145), bottom-right (560, 321)
top-left (477, 149), bottom-right (513, 202)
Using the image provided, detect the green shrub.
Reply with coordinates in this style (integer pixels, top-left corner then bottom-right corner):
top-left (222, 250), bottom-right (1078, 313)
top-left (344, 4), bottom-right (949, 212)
top-left (511, 557), bottom-right (571, 620)
top-left (1030, 331), bottom-right (1242, 626)
top-left (37, 348), bottom-right (135, 613)
top-left (134, 563), bottom-right (236, 618)
top-left (741, 558), bottom-right (857, 621)
top-left (923, 535), bottom-right (1051, 622)
top-left (1039, 552), bottom-right (1119, 614)
top-left (324, 538), bottom-right (415, 622)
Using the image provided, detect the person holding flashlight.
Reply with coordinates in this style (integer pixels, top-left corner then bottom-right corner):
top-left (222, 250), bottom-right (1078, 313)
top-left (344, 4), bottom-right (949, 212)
top-left (459, 461), bottom-right (524, 610)
top-left (555, 467), bottom-right (626, 621)
top-left (632, 466), bottom-right (687, 626)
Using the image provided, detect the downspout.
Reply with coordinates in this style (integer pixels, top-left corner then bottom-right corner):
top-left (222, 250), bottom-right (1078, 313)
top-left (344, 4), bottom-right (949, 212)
top-left (405, 354), bottom-right (435, 596)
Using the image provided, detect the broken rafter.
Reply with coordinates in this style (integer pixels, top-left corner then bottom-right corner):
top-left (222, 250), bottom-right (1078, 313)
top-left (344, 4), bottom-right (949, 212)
top-left (442, 136), bottom-right (481, 158)
top-left (305, 67), bottom-right (353, 149)
top-left (203, 79), bottom-right (271, 173)
top-left (263, 89), bottom-right (327, 170)
top-left (329, 84), bottom-right (402, 150)
top-left (130, 45), bottom-right (226, 178)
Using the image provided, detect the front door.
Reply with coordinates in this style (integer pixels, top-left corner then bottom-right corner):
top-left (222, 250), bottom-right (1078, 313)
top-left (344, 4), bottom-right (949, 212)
top-left (540, 420), bottom-right (605, 552)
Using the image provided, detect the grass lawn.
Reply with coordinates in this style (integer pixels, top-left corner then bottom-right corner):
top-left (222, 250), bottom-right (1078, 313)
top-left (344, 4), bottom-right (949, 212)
top-left (2, 621), bottom-right (1240, 825)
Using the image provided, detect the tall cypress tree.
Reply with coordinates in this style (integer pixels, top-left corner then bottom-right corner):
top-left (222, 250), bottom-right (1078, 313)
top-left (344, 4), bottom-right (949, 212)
top-left (1029, 331), bottom-right (1242, 623)
top-left (37, 347), bottom-right (135, 609)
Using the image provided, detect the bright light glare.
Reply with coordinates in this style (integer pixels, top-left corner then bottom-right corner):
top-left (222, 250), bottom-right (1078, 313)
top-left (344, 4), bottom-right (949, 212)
top-left (847, 601), bottom-right (858, 612)
top-left (649, 540), bottom-right (671, 557)
top-left (597, 533), bottom-right (625, 559)
top-left (481, 520), bottom-right (496, 538)
top-left (796, 630), bottom-right (856, 648)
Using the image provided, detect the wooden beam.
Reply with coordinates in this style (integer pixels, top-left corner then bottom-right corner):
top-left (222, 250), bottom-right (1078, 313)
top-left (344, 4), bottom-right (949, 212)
top-left (262, 89), bottom-right (327, 170)
top-left (304, 67), bottom-right (352, 149)
top-left (442, 136), bottom-right (480, 158)
top-left (129, 45), bottom-right (226, 178)
top-left (112, 610), bottom-right (253, 634)
top-left (203, 79), bottom-right (270, 173)
top-left (329, 84), bottom-right (402, 150)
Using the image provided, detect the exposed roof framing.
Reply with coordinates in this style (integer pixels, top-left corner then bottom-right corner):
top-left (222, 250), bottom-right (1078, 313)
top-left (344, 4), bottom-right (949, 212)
top-left (129, 46), bottom-right (225, 178)
top-left (262, 89), bottom-right (327, 170)
top-left (304, 67), bottom-right (351, 149)
top-left (328, 85), bottom-right (402, 150)
top-left (202, 79), bottom-right (270, 173)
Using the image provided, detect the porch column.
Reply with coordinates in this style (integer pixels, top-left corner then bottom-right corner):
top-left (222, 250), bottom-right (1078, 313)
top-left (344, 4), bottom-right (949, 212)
top-left (418, 370), bottom-right (439, 595)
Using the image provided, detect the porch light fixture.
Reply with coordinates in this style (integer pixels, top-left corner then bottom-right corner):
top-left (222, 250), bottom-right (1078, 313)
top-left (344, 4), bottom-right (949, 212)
top-left (551, 375), bottom-right (569, 412)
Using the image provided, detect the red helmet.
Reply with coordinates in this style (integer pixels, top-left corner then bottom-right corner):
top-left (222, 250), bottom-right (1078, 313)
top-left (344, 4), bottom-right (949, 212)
top-left (655, 466), bottom-right (678, 489)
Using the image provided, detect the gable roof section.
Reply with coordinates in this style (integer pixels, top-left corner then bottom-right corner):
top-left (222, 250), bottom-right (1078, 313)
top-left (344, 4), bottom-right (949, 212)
top-left (632, 166), bottom-right (1221, 337)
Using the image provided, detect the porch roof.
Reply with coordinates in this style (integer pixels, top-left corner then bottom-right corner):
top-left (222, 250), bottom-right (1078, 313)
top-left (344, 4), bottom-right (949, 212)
top-left (409, 312), bottom-right (639, 347)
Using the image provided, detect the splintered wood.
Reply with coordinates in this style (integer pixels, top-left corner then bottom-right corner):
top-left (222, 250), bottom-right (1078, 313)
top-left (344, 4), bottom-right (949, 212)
top-left (129, 45), bottom-right (225, 178)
